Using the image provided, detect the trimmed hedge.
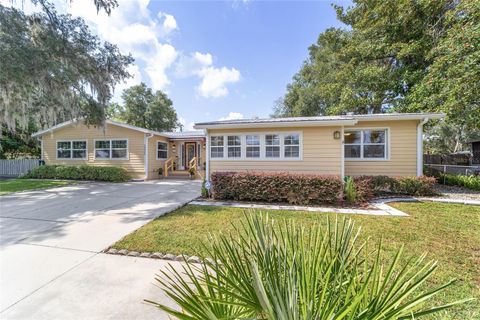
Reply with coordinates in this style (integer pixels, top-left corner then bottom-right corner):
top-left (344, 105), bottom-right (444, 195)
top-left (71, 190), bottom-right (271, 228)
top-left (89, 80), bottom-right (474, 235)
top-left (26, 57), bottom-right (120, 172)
top-left (211, 172), bottom-right (343, 205)
top-left (23, 165), bottom-right (131, 182)
top-left (354, 175), bottom-right (438, 201)
top-left (436, 173), bottom-right (480, 191)
top-left (211, 172), bottom-right (438, 205)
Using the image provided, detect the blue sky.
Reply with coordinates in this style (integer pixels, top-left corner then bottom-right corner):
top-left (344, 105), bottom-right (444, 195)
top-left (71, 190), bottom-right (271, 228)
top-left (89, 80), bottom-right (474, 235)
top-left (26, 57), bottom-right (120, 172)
top-left (4, 0), bottom-right (351, 130)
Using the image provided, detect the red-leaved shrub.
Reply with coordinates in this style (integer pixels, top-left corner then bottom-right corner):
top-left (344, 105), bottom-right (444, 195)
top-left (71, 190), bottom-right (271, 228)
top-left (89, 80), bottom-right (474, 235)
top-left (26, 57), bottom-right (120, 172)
top-left (211, 172), bottom-right (343, 205)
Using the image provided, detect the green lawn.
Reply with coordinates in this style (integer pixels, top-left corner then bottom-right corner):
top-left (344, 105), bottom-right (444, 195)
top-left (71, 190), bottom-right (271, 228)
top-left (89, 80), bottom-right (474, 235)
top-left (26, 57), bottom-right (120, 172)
top-left (112, 202), bottom-right (480, 319)
top-left (0, 179), bottom-right (73, 195)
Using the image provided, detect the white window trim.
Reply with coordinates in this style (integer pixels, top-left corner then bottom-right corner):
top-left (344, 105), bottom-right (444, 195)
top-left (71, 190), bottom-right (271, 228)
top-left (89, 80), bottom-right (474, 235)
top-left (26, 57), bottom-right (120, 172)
top-left (210, 132), bottom-right (303, 161)
top-left (344, 128), bottom-right (390, 161)
top-left (56, 139), bottom-right (87, 160)
top-left (93, 138), bottom-right (129, 160)
top-left (246, 134), bottom-right (261, 159)
top-left (227, 135), bottom-right (242, 159)
top-left (156, 141), bottom-right (169, 160)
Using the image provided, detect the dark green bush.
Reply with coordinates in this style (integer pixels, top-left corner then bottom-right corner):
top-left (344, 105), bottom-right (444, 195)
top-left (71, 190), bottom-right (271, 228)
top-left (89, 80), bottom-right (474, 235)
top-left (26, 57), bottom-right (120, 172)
top-left (23, 165), bottom-right (131, 182)
top-left (436, 173), bottom-right (480, 191)
top-left (355, 175), bottom-right (437, 198)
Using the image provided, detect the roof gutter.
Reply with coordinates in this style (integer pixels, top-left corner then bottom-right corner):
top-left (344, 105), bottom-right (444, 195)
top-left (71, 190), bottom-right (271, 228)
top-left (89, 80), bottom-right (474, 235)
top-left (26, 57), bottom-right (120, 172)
top-left (144, 133), bottom-right (154, 180)
top-left (194, 119), bottom-right (358, 130)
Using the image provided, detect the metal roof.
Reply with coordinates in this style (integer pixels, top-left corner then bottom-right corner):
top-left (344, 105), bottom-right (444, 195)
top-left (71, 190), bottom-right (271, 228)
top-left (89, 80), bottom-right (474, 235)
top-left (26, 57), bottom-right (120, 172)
top-left (164, 131), bottom-right (205, 139)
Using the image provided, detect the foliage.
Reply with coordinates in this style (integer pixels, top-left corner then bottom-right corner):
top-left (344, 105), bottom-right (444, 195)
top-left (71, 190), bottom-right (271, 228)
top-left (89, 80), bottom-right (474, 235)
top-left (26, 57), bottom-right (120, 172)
top-left (355, 175), bottom-right (437, 199)
top-left (157, 167), bottom-right (164, 176)
top-left (424, 122), bottom-right (480, 155)
top-left (23, 165), bottom-right (130, 182)
top-left (276, 0), bottom-right (480, 133)
top-left (108, 83), bottom-right (179, 132)
top-left (211, 171), bottom-right (343, 205)
top-left (435, 173), bottom-right (480, 191)
top-left (344, 176), bottom-right (356, 203)
top-left (201, 179), bottom-right (209, 198)
top-left (148, 214), bottom-right (469, 319)
top-left (1, 122), bottom-right (40, 159)
top-left (0, 178), bottom-right (72, 195)
top-left (0, 3), bottom-right (133, 130)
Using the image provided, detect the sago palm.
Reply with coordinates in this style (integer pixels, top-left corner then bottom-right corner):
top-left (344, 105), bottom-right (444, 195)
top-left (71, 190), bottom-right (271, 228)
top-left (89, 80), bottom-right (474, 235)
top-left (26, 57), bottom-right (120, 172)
top-left (147, 213), bottom-right (471, 319)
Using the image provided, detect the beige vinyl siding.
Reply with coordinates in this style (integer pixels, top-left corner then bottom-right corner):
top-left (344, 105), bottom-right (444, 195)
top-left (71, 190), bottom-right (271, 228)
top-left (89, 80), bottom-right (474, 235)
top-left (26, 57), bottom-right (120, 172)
top-left (147, 136), bottom-right (169, 179)
top-left (42, 123), bottom-right (146, 179)
top-left (344, 120), bottom-right (418, 177)
top-left (209, 126), bottom-right (342, 177)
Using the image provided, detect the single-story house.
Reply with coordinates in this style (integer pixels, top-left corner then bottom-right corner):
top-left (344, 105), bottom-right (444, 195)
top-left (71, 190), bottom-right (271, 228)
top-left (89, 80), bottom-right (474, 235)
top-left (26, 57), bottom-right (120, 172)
top-left (32, 120), bottom-right (206, 180)
top-left (194, 113), bottom-right (444, 180)
top-left (32, 112), bottom-right (444, 180)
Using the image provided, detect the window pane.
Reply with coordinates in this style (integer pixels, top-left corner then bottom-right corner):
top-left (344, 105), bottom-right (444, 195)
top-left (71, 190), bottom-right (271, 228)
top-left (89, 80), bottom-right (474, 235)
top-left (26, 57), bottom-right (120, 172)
top-left (158, 150), bottom-right (168, 159)
top-left (157, 142), bottom-right (167, 151)
top-left (363, 145), bottom-right (385, 158)
top-left (95, 140), bottom-right (110, 149)
top-left (211, 147), bottom-right (223, 158)
top-left (112, 140), bottom-right (127, 148)
top-left (265, 134), bottom-right (280, 145)
top-left (57, 141), bottom-right (71, 149)
top-left (72, 141), bottom-right (86, 149)
top-left (246, 135), bottom-right (260, 145)
top-left (211, 136), bottom-right (224, 146)
top-left (345, 145), bottom-right (361, 158)
top-left (266, 146), bottom-right (280, 157)
top-left (95, 149), bottom-right (110, 158)
top-left (228, 146), bottom-right (241, 158)
top-left (246, 146), bottom-right (260, 158)
top-left (285, 146), bottom-right (299, 158)
top-left (112, 149), bottom-right (127, 158)
top-left (364, 130), bottom-right (385, 143)
top-left (57, 150), bottom-right (71, 158)
top-left (344, 131), bottom-right (361, 144)
top-left (284, 134), bottom-right (299, 145)
top-left (72, 150), bottom-right (86, 159)
top-left (227, 136), bottom-right (241, 146)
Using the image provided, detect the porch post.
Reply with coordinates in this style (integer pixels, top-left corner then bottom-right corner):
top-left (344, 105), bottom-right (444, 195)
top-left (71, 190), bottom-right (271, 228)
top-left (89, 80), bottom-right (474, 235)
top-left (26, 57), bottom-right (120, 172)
top-left (205, 129), bottom-right (210, 181)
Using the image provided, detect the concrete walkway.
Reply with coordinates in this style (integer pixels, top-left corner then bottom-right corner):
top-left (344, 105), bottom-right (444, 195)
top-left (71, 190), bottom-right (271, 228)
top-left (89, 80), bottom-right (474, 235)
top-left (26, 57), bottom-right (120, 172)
top-left (0, 180), bottom-right (201, 319)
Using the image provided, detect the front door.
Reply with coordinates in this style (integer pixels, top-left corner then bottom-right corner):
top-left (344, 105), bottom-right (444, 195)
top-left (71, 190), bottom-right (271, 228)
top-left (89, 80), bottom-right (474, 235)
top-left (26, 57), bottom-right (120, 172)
top-left (185, 142), bottom-right (196, 168)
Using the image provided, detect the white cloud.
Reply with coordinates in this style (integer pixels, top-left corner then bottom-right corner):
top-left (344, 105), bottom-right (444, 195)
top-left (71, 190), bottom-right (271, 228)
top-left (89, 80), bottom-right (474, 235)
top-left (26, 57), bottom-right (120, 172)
top-left (175, 52), bottom-right (212, 78)
top-left (197, 67), bottom-right (241, 98)
top-left (158, 12), bottom-right (178, 34)
top-left (219, 112), bottom-right (244, 121)
top-left (112, 64), bottom-right (142, 103)
top-left (178, 117), bottom-right (195, 131)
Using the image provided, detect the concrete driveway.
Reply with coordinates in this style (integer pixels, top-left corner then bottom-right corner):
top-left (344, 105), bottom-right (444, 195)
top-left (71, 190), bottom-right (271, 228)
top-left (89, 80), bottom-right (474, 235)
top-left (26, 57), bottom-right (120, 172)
top-left (0, 180), bottom-right (201, 319)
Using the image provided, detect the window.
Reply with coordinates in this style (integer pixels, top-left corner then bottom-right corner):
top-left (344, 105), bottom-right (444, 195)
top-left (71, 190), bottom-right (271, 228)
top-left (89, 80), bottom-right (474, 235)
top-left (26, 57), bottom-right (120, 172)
top-left (246, 135), bottom-right (260, 158)
top-left (227, 136), bottom-right (241, 158)
top-left (344, 129), bottom-right (387, 159)
top-left (284, 134), bottom-right (300, 158)
top-left (95, 139), bottom-right (128, 159)
top-left (157, 141), bottom-right (168, 159)
top-left (265, 134), bottom-right (280, 158)
top-left (57, 140), bottom-right (86, 159)
top-left (210, 136), bottom-right (224, 158)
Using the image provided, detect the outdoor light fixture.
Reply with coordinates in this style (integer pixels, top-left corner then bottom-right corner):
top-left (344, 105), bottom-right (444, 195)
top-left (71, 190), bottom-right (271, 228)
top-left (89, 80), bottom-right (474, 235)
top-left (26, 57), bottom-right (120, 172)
top-left (333, 131), bottom-right (341, 139)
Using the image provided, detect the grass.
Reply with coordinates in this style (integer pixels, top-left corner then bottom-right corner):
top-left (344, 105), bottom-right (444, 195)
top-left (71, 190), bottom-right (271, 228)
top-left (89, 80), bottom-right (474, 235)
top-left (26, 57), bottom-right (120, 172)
top-left (0, 178), bottom-right (73, 195)
top-left (112, 202), bottom-right (480, 319)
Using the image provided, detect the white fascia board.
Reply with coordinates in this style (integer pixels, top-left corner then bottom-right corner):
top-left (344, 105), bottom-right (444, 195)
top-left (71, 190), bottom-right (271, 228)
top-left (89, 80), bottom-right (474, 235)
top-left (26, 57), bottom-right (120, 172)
top-left (354, 113), bottom-right (445, 122)
top-left (194, 119), bottom-right (357, 130)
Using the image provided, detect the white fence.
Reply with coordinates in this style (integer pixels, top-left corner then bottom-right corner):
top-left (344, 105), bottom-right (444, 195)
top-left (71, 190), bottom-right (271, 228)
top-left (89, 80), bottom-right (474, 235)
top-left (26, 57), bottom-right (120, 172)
top-left (425, 164), bottom-right (480, 176)
top-left (0, 159), bottom-right (41, 178)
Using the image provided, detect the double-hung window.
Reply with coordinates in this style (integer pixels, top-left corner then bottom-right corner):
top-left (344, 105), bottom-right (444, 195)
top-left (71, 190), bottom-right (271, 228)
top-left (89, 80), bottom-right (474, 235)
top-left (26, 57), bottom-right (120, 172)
top-left (157, 142), bottom-right (168, 159)
top-left (265, 134), bottom-right (280, 158)
top-left (284, 134), bottom-right (300, 158)
top-left (246, 135), bottom-right (260, 158)
top-left (344, 129), bottom-right (387, 159)
top-left (210, 136), bottom-right (224, 158)
top-left (95, 139), bottom-right (128, 159)
top-left (57, 140), bottom-right (87, 159)
top-left (227, 136), bottom-right (241, 158)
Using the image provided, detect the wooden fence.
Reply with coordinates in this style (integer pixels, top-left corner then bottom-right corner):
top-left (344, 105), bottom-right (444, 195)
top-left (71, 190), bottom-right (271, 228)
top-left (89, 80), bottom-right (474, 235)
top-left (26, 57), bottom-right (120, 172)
top-left (0, 159), bottom-right (41, 178)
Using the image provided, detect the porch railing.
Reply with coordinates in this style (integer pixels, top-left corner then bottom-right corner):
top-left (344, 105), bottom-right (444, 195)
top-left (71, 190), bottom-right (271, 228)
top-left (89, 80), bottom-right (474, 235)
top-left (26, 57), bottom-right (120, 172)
top-left (164, 157), bottom-right (174, 177)
top-left (188, 157), bottom-right (197, 176)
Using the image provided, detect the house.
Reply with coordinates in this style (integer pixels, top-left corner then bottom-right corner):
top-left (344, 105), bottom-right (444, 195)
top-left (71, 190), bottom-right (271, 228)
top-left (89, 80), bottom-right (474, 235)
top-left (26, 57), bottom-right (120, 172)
top-left (32, 112), bottom-right (444, 181)
top-left (32, 120), bottom-right (206, 180)
top-left (194, 113), bottom-right (445, 180)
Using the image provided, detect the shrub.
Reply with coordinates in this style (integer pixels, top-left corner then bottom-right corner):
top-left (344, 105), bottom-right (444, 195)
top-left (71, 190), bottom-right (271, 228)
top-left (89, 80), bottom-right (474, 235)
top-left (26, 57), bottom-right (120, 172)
top-left (355, 175), bottom-right (437, 198)
top-left (148, 214), bottom-right (468, 319)
top-left (211, 172), bottom-right (343, 205)
top-left (23, 165), bottom-right (131, 182)
top-left (437, 173), bottom-right (480, 191)
top-left (395, 176), bottom-right (437, 196)
top-left (201, 180), bottom-right (209, 198)
top-left (344, 176), bottom-right (356, 203)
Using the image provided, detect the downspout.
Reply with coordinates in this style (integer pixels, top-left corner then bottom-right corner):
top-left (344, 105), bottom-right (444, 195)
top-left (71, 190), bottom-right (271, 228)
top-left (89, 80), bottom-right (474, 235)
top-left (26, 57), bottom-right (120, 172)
top-left (205, 129), bottom-right (210, 181)
top-left (340, 126), bottom-right (345, 181)
top-left (417, 118), bottom-right (429, 176)
top-left (144, 133), bottom-right (153, 180)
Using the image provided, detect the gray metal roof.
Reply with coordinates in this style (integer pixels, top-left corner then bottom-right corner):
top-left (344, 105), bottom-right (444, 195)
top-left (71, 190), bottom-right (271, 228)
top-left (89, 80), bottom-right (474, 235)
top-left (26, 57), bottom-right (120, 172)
top-left (164, 131), bottom-right (205, 139)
